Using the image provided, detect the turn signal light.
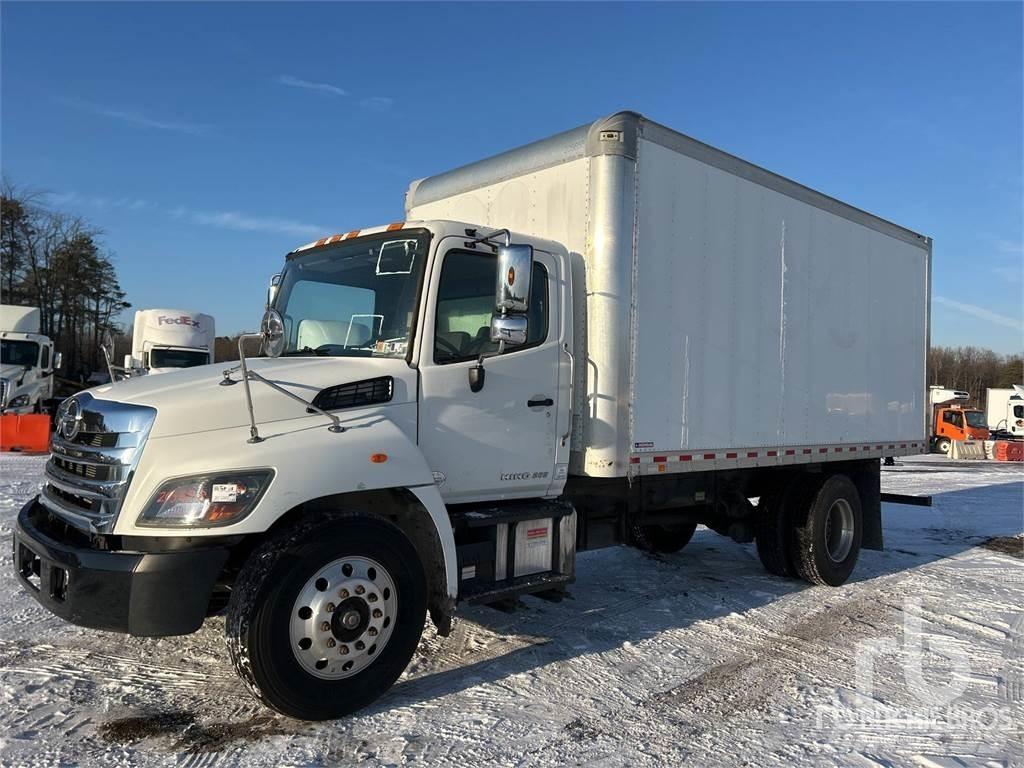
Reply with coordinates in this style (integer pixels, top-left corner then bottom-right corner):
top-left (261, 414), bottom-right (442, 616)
top-left (370, 453), bottom-right (388, 464)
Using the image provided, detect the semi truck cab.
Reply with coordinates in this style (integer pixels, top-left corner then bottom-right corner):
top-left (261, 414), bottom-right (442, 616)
top-left (0, 305), bottom-right (61, 414)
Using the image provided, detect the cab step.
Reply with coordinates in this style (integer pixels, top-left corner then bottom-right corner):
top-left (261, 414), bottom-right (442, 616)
top-left (451, 500), bottom-right (576, 605)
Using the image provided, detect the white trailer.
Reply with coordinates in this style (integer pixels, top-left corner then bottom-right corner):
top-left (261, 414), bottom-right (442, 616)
top-left (986, 386), bottom-right (1024, 437)
top-left (125, 309), bottom-right (215, 375)
top-left (0, 305), bottom-right (61, 414)
top-left (15, 112), bottom-right (930, 720)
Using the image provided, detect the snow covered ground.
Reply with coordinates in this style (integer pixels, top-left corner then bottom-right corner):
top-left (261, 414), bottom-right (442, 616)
top-left (0, 453), bottom-right (1020, 767)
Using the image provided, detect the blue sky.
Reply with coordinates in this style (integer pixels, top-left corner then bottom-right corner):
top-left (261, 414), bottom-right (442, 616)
top-left (2, 2), bottom-right (1022, 353)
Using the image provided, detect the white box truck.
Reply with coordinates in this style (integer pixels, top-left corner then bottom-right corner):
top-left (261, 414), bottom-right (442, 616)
top-left (0, 305), bottom-right (61, 414)
top-left (124, 308), bottom-right (215, 375)
top-left (985, 385), bottom-right (1024, 438)
top-left (13, 112), bottom-right (930, 720)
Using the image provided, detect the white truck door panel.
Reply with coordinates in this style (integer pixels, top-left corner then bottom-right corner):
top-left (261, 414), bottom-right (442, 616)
top-left (419, 247), bottom-right (561, 503)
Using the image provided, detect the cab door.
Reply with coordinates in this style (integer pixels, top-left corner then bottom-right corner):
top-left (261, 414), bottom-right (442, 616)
top-left (418, 243), bottom-right (564, 504)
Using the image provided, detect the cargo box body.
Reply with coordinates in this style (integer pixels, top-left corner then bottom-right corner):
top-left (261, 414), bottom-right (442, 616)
top-left (407, 112), bottom-right (931, 478)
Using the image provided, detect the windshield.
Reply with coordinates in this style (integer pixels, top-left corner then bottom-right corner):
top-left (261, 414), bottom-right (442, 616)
top-left (1, 340), bottom-right (39, 367)
top-left (965, 410), bottom-right (987, 429)
top-left (274, 232), bottom-right (429, 358)
top-left (150, 348), bottom-right (210, 368)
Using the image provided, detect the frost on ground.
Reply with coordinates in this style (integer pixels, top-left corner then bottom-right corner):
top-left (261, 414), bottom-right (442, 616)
top-left (0, 453), bottom-right (1021, 767)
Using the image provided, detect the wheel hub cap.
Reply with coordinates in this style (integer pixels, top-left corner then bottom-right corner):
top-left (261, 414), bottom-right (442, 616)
top-left (824, 499), bottom-right (855, 563)
top-left (289, 556), bottom-right (397, 680)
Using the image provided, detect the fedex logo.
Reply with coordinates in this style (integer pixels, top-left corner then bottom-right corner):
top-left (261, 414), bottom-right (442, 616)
top-left (158, 316), bottom-right (200, 328)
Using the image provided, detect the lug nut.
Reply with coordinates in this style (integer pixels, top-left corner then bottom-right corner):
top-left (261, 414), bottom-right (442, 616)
top-left (367, 593), bottom-right (378, 603)
top-left (355, 640), bottom-right (365, 650)
top-left (325, 603), bottom-right (336, 613)
top-left (339, 644), bottom-right (349, 655)
top-left (355, 585), bottom-right (365, 595)
top-left (326, 638), bottom-right (336, 648)
top-left (320, 621), bottom-right (331, 632)
top-left (368, 627), bottom-right (378, 637)
top-left (339, 588), bottom-right (349, 598)
top-left (372, 609), bottom-right (383, 619)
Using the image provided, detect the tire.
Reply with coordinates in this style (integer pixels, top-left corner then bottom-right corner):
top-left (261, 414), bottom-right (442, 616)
top-left (226, 515), bottom-right (427, 720)
top-left (789, 474), bottom-right (863, 587)
top-left (755, 485), bottom-right (798, 577)
top-left (936, 437), bottom-right (951, 455)
top-left (632, 521), bottom-right (698, 553)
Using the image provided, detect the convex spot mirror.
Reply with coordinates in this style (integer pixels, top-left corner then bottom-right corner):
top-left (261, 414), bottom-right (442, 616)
top-left (261, 308), bottom-right (286, 358)
top-left (490, 315), bottom-right (528, 345)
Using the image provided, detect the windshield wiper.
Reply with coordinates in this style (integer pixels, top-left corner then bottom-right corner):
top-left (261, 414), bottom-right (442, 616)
top-left (281, 346), bottom-right (329, 357)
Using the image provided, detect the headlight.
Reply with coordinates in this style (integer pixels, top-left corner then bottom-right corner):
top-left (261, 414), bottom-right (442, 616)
top-left (7, 394), bottom-right (30, 409)
top-left (137, 470), bottom-right (274, 527)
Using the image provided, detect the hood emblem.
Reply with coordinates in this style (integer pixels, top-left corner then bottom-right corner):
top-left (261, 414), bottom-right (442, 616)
top-left (58, 398), bottom-right (83, 441)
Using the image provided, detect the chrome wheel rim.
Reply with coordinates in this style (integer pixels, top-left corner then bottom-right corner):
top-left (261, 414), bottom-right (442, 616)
top-left (824, 499), bottom-right (855, 563)
top-left (289, 556), bottom-right (397, 680)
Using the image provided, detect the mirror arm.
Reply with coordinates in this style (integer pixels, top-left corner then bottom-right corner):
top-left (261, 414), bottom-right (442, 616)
top-left (245, 370), bottom-right (346, 434)
top-left (236, 333), bottom-right (263, 443)
top-left (234, 332), bottom-right (345, 443)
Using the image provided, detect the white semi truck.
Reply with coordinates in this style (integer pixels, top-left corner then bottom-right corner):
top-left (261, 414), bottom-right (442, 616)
top-left (0, 305), bottom-right (61, 414)
top-left (13, 112), bottom-right (930, 720)
top-left (123, 308), bottom-right (215, 375)
top-left (986, 385), bottom-right (1024, 438)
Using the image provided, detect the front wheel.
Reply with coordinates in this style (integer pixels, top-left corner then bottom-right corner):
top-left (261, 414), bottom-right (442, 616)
top-left (226, 516), bottom-right (427, 720)
top-left (935, 437), bottom-right (952, 455)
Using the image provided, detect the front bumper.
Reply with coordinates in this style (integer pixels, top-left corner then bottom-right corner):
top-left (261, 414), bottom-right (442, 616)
top-left (13, 497), bottom-right (231, 636)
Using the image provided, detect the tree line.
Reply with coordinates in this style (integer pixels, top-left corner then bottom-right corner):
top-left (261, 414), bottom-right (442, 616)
top-left (928, 346), bottom-right (1023, 406)
top-left (2, 182), bottom-right (130, 379)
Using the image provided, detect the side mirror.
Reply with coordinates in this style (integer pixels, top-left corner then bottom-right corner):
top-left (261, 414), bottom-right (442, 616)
top-left (267, 273), bottom-right (282, 308)
top-left (53, 352), bottom-right (62, 370)
top-left (261, 308), bottom-right (286, 358)
top-left (490, 315), bottom-right (528, 346)
top-left (494, 244), bottom-right (534, 314)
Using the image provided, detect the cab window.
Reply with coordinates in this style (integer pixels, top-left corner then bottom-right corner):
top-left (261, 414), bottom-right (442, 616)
top-left (943, 411), bottom-right (963, 428)
top-left (1013, 405), bottom-right (1023, 419)
top-left (434, 250), bottom-right (547, 364)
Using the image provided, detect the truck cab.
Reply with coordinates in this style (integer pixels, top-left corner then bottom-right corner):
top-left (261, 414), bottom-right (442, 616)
top-left (928, 386), bottom-right (990, 453)
top-left (0, 305), bottom-right (60, 414)
top-left (933, 406), bottom-right (989, 451)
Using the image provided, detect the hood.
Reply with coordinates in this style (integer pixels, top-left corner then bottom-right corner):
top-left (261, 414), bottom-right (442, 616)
top-left (0, 364), bottom-right (31, 383)
top-left (86, 356), bottom-right (416, 438)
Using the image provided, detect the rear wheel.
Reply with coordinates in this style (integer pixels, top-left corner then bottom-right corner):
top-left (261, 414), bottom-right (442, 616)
top-left (789, 475), bottom-right (863, 586)
top-left (755, 485), bottom-right (799, 577)
top-left (226, 516), bottom-right (426, 720)
top-left (632, 521), bottom-right (698, 553)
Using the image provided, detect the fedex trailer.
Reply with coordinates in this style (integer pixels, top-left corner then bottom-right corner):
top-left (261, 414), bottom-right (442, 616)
top-left (14, 112), bottom-right (930, 719)
top-left (124, 309), bottom-right (215, 375)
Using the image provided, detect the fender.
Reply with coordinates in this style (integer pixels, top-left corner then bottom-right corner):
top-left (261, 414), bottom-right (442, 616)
top-left (116, 409), bottom-right (457, 599)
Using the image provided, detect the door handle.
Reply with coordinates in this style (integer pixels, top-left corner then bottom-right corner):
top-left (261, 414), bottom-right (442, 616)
top-left (528, 397), bottom-right (554, 408)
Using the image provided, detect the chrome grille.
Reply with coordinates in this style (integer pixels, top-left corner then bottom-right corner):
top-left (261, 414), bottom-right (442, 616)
top-left (41, 392), bottom-right (156, 533)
